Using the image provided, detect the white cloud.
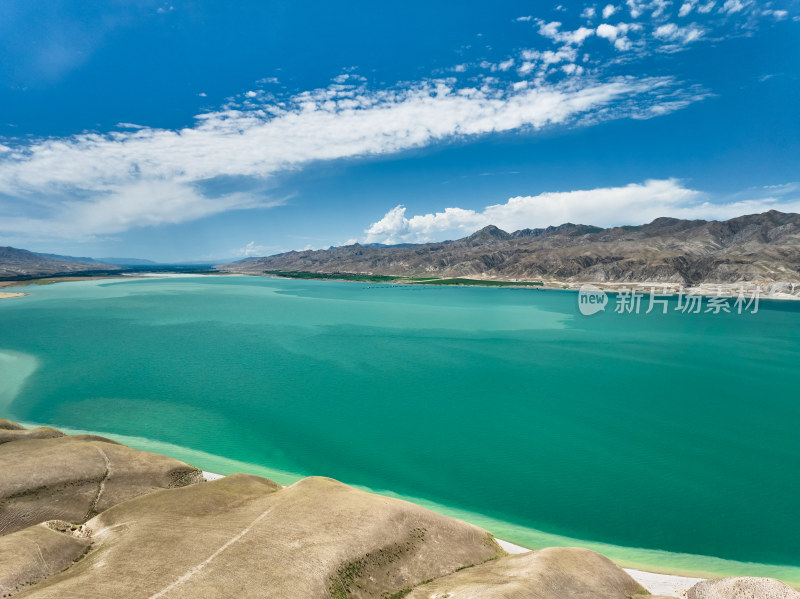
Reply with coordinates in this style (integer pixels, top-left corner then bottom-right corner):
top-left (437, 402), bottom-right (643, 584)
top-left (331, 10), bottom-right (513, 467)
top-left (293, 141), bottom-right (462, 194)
top-left (678, 2), bottom-right (695, 17)
top-left (538, 20), bottom-right (563, 39)
top-left (597, 23), bottom-right (621, 40)
top-left (626, 0), bottom-right (671, 18)
top-left (0, 75), bottom-right (702, 242)
top-left (615, 37), bottom-right (633, 50)
top-left (364, 179), bottom-right (800, 244)
top-left (537, 20), bottom-right (595, 45)
top-left (581, 6), bottom-right (597, 18)
top-left (603, 4), bottom-right (618, 18)
top-left (697, 1), bottom-right (716, 13)
top-left (562, 64), bottom-right (585, 75)
top-left (654, 22), bottom-right (705, 44)
top-left (596, 22), bottom-right (637, 45)
top-left (764, 9), bottom-right (788, 20)
top-left (236, 241), bottom-right (273, 257)
top-left (497, 58), bottom-right (515, 71)
top-left (515, 15), bottom-right (533, 21)
top-left (541, 47), bottom-right (578, 65)
top-left (567, 26), bottom-right (596, 44)
top-left (517, 61), bottom-right (536, 75)
top-left (721, 0), bottom-right (748, 14)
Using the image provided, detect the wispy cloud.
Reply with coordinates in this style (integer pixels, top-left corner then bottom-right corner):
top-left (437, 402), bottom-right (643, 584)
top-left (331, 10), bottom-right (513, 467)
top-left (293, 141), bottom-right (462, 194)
top-left (235, 241), bottom-right (274, 258)
top-left (654, 22), bottom-right (705, 47)
top-left (364, 179), bottom-right (800, 244)
top-left (522, 0), bottom-right (789, 65)
top-left (0, 75), bottom-right (703, 242)
top-left (1, 0), bottom-right (791, 246)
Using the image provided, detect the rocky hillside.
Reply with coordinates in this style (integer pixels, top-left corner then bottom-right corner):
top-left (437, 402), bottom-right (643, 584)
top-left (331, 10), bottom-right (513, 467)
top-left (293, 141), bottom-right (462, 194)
top-left (221, 211), bottom-right (800, 286)
top-left (1, 419), bottom-right (798, 598)
top-left (0, 247), bottom-right (120, 279)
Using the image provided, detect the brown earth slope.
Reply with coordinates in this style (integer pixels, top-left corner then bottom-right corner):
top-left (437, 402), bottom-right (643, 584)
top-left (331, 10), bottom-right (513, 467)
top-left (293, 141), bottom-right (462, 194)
top-left (0, 420), bottom-right (202, 536)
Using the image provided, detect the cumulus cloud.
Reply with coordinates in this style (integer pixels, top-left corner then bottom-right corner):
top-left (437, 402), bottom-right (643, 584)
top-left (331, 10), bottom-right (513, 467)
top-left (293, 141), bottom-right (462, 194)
top-left (596, 22), bottom-right (639, 49)
top-left (364, 179), bottom-right (800, 244)
top-left (0, 75), bottom-right (703, 242)
top-left (603, 4), bottom-right (619, 18)
top-left (596, 23), bottom-right (621, 40)
top-left (536, 20), bottom-right (595, 45)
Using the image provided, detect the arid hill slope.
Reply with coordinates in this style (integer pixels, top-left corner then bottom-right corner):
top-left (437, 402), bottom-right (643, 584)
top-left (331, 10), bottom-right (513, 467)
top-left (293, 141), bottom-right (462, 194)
top-left (221, 211), bottom-right (800, 286)
top-left (0, 247), bottom-right (120, 278)
top-left (1, 420), bottom-right (797, 598)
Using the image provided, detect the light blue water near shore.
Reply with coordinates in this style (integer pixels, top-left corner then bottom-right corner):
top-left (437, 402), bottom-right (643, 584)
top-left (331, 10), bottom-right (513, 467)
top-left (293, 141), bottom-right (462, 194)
top-left (2, 276), bottom-right (800, 582)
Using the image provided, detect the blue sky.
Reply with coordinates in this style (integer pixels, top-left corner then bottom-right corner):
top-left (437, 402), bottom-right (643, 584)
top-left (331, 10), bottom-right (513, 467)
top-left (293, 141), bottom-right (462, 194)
top-left (0, 0), bottom-right (798, 261)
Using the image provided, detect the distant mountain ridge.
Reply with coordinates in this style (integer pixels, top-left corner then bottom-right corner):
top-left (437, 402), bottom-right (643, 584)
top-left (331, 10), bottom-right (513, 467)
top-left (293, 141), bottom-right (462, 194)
top-left (35, 253), bottom-right (158, 267)
top-left (0, 247), bottom-right (121, 279)
top-left (220, 211), bottom-right (800, 286)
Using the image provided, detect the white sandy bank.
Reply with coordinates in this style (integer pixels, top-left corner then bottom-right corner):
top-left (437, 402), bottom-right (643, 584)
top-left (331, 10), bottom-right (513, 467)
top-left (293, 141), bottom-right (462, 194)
top-left (496, 538), bottom-right (702, 596)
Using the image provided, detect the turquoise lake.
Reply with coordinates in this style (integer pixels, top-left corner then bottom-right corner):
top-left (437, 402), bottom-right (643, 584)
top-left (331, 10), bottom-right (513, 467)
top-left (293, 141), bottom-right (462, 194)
top-left (1, 276), bottom-right (799, 582)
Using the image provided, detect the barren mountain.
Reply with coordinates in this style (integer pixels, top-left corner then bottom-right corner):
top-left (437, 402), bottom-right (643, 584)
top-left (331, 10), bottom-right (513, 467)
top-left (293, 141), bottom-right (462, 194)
top-left (0, 247), bottom-right (120, 278)
top-left (220, 211), bottom-right (800, 286)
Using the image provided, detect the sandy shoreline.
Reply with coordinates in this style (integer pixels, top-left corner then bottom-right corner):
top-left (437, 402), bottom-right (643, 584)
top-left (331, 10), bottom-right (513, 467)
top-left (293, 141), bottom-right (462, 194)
top-left (3, 271), bottom-right (799, 301)
top-left (0, 291), bottom-right (27, 299)
top-left (255, 271), bottom-right (800, 300)
top-left (201, 470), bottom-right (705, 597)
top-left (494, 538), bottom-right (704, 596)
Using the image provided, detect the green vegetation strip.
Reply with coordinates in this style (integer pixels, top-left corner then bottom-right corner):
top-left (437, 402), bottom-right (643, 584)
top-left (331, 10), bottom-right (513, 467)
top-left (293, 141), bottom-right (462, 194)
top-left (263, 271), bottom-right (542, 286)
top-left (263, 270), bottom-right (415, 282)
top-left (408, 278), bottom-right (543, 287)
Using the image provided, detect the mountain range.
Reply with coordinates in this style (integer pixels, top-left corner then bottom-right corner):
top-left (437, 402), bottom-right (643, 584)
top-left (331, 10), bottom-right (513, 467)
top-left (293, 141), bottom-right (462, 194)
top-left (221, 211), bottom-right (800, 286)
top-left (0, 247), bottom-right (121, 279)
top-left (0, 248), bottom-right (215, 279)
top-left (4, 211), bottom-right (800, 286)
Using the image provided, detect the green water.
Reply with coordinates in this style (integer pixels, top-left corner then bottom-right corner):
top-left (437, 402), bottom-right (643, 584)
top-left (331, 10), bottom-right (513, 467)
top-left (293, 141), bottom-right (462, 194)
top-left (1, 276), bottom-right (799, 582)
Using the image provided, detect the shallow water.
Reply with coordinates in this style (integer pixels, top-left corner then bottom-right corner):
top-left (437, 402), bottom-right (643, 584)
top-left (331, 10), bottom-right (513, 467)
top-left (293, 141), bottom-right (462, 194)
top-left (2, 276), bottom-right (799, 582)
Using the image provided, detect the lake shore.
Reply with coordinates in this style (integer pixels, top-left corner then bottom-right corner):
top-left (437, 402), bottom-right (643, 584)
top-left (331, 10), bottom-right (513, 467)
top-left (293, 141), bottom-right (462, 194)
top-left (494, 538), bottom-right (705, 597)
top-left (201, 469), bottom-right (707, 597)
top-left (5, 275), bottom-right (800, 591)
top-left (0, 291), bottom-right (27, 299)
top-left (3, 270), bottom-right (800, 301)
top-left (13, 419), bottom-right (800, 590)
top-left (252, 269), bottom-right (800, 299)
